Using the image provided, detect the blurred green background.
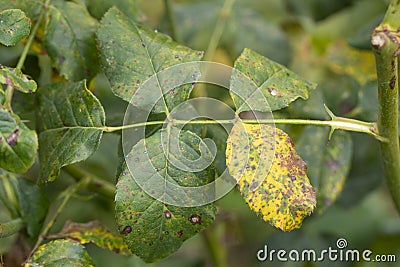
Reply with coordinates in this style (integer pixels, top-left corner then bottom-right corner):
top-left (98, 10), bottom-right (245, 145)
top-left (1, 0), bottom-right (400, 266)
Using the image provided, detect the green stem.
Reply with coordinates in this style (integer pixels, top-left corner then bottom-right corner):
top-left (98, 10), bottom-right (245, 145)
top-left (102, 117), bottom-right (384, 141)
top-left (63, 165), bottom-right (115, 199)
top-left (371, 0), bottom-right (400, 212)
top-left (203, 0), bottom-right (235, 61)
top-left (164, 0), bottom-right (179, 42)
top-left (29, 177), bottom-right (89, 256)
top-left (0, 218), bottom-right (24, 238)
top-left (4, 0), bottom-right (51, 111)
top-left (202, 228), bottom-right (228, 267)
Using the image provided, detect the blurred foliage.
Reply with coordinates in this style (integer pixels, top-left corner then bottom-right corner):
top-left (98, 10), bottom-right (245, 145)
top-left (1, 0), bottom-right (399, 266)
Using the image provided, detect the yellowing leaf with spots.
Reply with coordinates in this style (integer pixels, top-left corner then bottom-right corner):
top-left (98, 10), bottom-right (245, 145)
top-left (226, 123), bottom-right (316, 231)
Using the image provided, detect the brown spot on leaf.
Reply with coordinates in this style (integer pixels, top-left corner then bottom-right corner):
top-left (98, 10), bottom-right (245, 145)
top-left (164, 210), bottom-right (172, 219)
top-left (176, 230), bottom-right (183, 237)
top-left (6, 129), bottom-right (20, 146)
top-left (120, 226), bottom-right (132, 235)
top-left (188, 214), bottom-right (202, 225)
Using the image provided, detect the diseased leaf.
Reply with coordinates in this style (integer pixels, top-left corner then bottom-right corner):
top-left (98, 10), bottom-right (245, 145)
top-left (8, 176), bottom-right (49, 237)
top-left (37, 81), bottom-right (105, 183)
top-left (116, 128), bottom-right (216, 262)
top-left (44, 0), bottom-right (99, 81)
top-left (0, 9), bottom-right (31, 46)
top-left (97, 7), bottom-right (203, 113)
top-left (0, 65), bottom-right (37, 93)
top-left (25, 239), bottom-right (95, 267)
top-left (230, 48), bottom-right (316, 113)
top-left (0, 108), bottom-right (38, 173)
top-left (50, 220), bottom-right (129, 255)
top-left (296, 127), bottom-right (352, 213)
top-left (226, 123), bottom-right (316, 231)
top-left (0, 0), bottom-right (42, 21)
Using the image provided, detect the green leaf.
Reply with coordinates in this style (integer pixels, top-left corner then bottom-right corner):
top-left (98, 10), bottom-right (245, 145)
top-left (0, 65), bottom-right (37, 93)
top-left (115, 128), bottom-right (216, 262)
top-left (226, 123), bottom-right (316, 231)
top-left (0, 170), bottom-right (20, 218)
top-left (296, 127), bottom-right (352, 213)
top-left (86, 0), bottom-right (143, 21)
top-left (0, 1), bottom-right (42, 21)
top-left (37, 81), bottom-right (105, 183)
top-left (44, 0), bottom-right (99, 81)
top-left (9, 176), bottom-right (49, 237)
top-left (230, 48), bottom-right (316, 113)
top-left (0, 9), bottom-right (31, 46)
top-left (97, 7), bottom-right (203, 113)
top-left (0, 108), bottom-right (38, 173)
top-left (50, 220), bottom-right (130, 255)
top-left (25, 239), bottom-right (95, 267)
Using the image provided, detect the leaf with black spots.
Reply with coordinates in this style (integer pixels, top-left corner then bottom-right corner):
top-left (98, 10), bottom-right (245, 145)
top-left (231, 48), bottom-right (316, 113)
top-left (50, 220), bottom-right (129, 255)
top-left (97, 7), bottom-right (203, 113)
top-left (36, 81), bottom-right (105, 183)
top-left (115, 128), bottom-right (216, 262)
top-left (25, 239), bottom-right (95, 267)
top-left (226, 123), bottom-right (316, 231)
top-left (44, 0), bottom-right (99, 81)
top-left (0, 108), bottom-right (38, 173)
top-left (0, 9), bottom-right (31, 46)
top-left (0, 65), bottom-right (37, 93)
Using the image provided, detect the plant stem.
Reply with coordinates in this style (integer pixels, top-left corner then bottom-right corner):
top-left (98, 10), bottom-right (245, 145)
top-left (164, 0), bottom-right (179, 42)
top-left (103, 117), bottom-right (384, 141)
top-left (0, 218), bottom-right (24, 238)
top-left (63, 165), bottom-right (115, 199)
top-left (203, 0), bottom-right (235, 61)
top-left (4, 0), bottom-right (50, 111)
top-left (29, 177), bottom-right (89, 257)
top-left (371, 0), bottom-right (400, 212)
top-left (202, 228), bottom-right (228, 267)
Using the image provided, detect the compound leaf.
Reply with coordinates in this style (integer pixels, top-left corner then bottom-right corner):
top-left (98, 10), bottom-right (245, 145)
top-left (0, 108), bottom-right (38, 173)
top-left (0, 65), bottom-right (37, 93)
top-left (25, 239), bottom-right (94, 267)
top-left (296, 127), bottom-right (352, 213)
top-left (0, 9), bottom-right (31, 46)
top-left (115, 128), bottom-right (216, 262)
top-left (231, 48), bottom-right (316, 113)
top-left (37, 81), bottom-right (105, 184)
top-left (97, 7), bottom-right (203, 113)
top-left (50, 220), bottom-right (129, 255)
top-left (44, 0), bottom-right (99, 81)
top-left (226, 123), bottom-right (316, 231)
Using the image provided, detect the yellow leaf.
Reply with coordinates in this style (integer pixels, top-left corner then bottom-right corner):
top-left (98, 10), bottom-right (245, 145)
top-left (226, 123), bottom-right (316, 231)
